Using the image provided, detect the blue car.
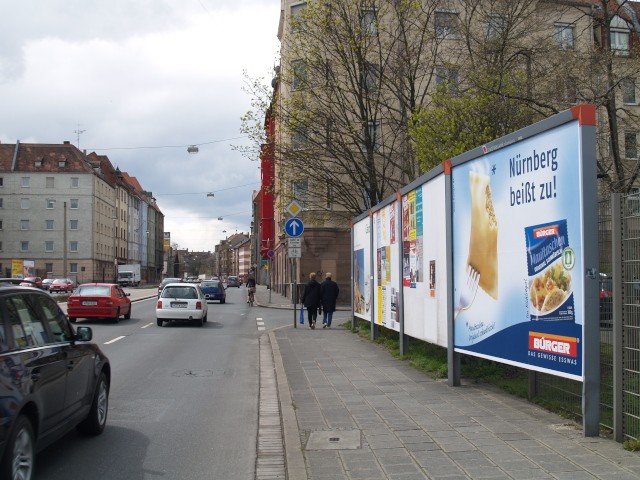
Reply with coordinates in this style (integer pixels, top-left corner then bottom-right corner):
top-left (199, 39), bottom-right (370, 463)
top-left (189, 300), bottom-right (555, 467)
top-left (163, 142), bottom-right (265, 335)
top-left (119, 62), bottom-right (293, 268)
top-left (200, 280), bottom-right (226, 303)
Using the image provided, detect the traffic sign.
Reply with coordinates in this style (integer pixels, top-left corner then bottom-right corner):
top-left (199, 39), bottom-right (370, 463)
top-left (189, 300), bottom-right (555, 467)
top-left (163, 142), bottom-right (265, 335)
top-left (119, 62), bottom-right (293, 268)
top-left (284, 218), bottom-right (304, 237)
top-left (286, 200), bottom-right (303, 217)
top-left (267, 249), bottom-right (275, 258)
top-left (288, 247), bottom-right (301, 258)
top-left (288, 238), bottom-right (301, 248)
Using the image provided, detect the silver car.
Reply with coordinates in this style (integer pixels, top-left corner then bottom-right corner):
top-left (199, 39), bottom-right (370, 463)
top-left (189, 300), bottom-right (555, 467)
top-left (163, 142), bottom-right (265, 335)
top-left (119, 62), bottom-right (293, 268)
top-left (156, 283), bottom-right (208, 327)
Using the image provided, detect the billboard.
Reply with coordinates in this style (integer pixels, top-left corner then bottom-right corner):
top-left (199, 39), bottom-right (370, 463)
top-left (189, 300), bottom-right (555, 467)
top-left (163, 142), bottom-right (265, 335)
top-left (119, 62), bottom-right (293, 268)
top-left (451, 120), bottom-right (586, 379)
top-left (402, 175), bottom-right (448, 347)
top-left (353, 216), bottom-right (372, 321)
top-left (373, 202), bottom-right (401, 331)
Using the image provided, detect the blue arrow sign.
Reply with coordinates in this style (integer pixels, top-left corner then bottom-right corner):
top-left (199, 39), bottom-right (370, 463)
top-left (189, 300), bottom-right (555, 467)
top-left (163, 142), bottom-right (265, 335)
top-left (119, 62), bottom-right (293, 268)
top-left (284, 218), bottom-right (304, 237)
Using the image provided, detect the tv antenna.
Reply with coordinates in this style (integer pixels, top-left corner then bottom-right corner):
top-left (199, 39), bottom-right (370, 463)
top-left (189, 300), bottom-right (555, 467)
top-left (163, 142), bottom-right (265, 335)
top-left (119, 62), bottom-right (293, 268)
top-left (74, 124), bottom-right (86, 149)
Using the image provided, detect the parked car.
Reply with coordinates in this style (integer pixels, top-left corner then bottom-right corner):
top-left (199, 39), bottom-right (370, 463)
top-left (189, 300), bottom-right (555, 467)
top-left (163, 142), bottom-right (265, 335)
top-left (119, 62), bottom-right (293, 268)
top-left (0, 278), bottom-right (25, 286)
top-left (20, 276), bottom-right (43, 289)
top-left (156, 282), bottom-right (208, 327)
top-left (49, 278), bottom-right (76, 293)
top-left (67, 283), bottom-right (132, 323)
top-left (158, 277), bottom-right (182, 297)
top-left (200, 279), bottom-right (226, 303)
top-left (226, 276), bottom-right (241, 288)
top-left (0, 285), bottom-right (111, 480)
top-left (42, 278), bottom-right (55, 290)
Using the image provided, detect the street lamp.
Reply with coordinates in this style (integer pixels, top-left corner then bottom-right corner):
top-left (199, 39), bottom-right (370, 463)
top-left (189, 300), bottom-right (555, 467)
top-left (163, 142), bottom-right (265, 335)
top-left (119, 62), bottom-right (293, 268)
top-left (112, 216), bottom-right (118, 283)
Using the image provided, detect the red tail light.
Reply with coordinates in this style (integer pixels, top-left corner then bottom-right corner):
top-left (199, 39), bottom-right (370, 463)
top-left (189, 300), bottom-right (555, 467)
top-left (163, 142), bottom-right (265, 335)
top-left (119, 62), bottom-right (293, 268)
top-left (157, 300), bottom-right (162, 309)
top-left (196, 301), bottom-right (202, 310)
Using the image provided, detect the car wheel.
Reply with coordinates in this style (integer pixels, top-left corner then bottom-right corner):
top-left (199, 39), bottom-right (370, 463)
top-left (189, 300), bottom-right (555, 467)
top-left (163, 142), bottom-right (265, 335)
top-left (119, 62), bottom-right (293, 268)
top-left (0, 415), bottom-right (35, 480)
top-left (157, 318), bottom-right (163, 327)
top-left (221, 298), bottom-right (225, 304)
top-left (77, 372), bottom-right (109, 435)
top-left (113, 308), bottom-right (120, 323)
top-left (196, 316), bottom-right (203, 327)
top-left (69, 317), bottom-right (77, 323)
top-left (203, 313), bottom-right (208, 323)
top-left (124, 305), bottom-right (131, 320)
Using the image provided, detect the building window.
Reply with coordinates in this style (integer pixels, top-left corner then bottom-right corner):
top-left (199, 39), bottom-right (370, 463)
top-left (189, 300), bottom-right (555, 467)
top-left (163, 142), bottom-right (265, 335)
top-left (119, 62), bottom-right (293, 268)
top-left (625, 131), bottom-right (638, 159)
top-left (70, 263), bottom-right (78, 273)
top-left (486, 14), bottom-right (507, 40)
top-left (435, 11), bottom-right (459, 39)
top-left (71, 177), bottom-right (79, 188)
top-left (0, 198), bottom-right (2, 208)
top-left (623, 78), bottom-right (636, 104)
top-left (58, 159), bottom-right (66, 167)
top-left (20, 241), bottom-right (29, 252)
top-left (554, 23), bottom-right (574, 49)
top-left (363, 63), bottom-right (379, 92)
top-left (70, 241), bottom-right (78, 252)
top-left (46, 199), bottom-right (55, 209)
top-left (70, 199), bottom-right (79, 209)
top-left (20, 198), bottom-right (30, 209)
top-left (46, 177), bottom-right (55, 188)
top-left (34, 158), bottom-right (42, 167)
top-left (45, 241), bottom-right (54, 252)
top-left (292, 179), bottom-right (309, 207)
top-left (326, 184), bottom-right (333, 210)
top-left (290, 2), bottom-right (307, 32)
top-left (610, 16), bottom-right (630, 55)
top-left (45, 263), bottom-right (53, 273)
top-left (0, 177), bottom-right (3, 187)
top-left (361, 7), bottom-right (377, 36)
top-left (70, 219), bottom-right (78, 230)
top-left (0, 220), bottom-right (2, 230)
top-left (292, 127), bottom-right (309, 150)
top-left (46, 220), bottom-right (54, 230)
top-left (292, 60), bottom-right (307, 90)
top-left (365, 121), bottom-right (380, 151)
top-left (20, 220), bottom-right (29, 230)
top-left (21, 177), bottom-right (30, 188)
top-left (436, 66), bottom-right (459, 93)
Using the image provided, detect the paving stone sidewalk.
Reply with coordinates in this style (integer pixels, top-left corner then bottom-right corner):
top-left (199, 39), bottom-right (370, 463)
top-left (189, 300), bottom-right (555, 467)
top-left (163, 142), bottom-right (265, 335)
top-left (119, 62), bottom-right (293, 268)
top-left (256, 287), bottom-right (640, 480)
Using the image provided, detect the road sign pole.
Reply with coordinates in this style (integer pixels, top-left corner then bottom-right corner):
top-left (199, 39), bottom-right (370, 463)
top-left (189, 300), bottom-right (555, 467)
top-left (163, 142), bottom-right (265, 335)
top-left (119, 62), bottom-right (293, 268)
top-left (292, 258), bottom-right (297, 328)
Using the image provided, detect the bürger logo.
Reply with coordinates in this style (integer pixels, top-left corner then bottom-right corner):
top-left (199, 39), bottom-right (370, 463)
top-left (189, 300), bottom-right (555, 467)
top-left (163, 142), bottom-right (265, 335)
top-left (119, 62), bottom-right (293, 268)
top-left (529, 332), bottom-right (577, 357)
top-left (533, 225), bottom-right (559, 239)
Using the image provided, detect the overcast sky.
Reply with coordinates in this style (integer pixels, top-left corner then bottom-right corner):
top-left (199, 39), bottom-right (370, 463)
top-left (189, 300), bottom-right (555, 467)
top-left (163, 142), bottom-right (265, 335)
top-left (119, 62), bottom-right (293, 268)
top-left (0, 0), bottom-right (281, 252)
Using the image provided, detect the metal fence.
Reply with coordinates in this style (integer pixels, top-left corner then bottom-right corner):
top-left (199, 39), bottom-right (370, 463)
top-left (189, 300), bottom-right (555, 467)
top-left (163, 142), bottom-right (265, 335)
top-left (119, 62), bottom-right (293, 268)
top-left (532, 193), bottom-right (640, 441)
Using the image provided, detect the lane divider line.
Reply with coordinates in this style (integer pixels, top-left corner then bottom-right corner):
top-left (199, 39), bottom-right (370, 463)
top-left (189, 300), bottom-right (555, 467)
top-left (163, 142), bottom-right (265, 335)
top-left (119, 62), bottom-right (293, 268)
top-left (104, 335), bottom-right (126, 345)
top-left (141, 323), bottom-right (154, 329)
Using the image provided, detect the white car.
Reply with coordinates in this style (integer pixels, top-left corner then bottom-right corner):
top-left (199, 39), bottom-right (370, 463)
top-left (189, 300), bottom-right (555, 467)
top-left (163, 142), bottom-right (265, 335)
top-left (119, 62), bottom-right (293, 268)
top-left (156, 282), bottom-right (208, 327)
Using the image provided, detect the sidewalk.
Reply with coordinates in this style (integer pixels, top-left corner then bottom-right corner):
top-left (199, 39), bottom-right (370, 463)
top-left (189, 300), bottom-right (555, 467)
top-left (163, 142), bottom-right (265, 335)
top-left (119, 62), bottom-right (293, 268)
top-left (254, 285), bottom-right (640, 480)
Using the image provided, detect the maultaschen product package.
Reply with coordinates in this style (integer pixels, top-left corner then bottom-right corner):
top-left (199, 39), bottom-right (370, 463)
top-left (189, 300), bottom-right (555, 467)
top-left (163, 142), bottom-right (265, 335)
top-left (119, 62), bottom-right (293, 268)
top-left (525, 220), bottom-right (575, 322)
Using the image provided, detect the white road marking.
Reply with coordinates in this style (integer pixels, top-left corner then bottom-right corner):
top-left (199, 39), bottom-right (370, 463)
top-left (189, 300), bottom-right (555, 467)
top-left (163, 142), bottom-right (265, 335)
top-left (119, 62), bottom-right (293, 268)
top-left (258, 326), bottom-right (265, 331)
top-left (141, 323), bottom-right (154, 329)
top-left (104, 335), bottom-right (126, 345)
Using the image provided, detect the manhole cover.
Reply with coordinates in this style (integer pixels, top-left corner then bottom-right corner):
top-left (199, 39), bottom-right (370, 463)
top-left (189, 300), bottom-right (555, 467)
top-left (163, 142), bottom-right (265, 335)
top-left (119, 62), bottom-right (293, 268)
top-left (306, 430), bottom-right (361, 450)
top-left (172, 369), bottom-right (214, 377)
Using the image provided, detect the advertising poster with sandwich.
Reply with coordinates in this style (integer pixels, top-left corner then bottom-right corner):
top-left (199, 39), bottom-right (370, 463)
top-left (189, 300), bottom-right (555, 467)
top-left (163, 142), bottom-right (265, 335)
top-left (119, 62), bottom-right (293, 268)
top-left (373, 202), bottom-right (401, 331)
top-left (353, 217), bottom-right (372, 322)
top-left (452, 121), bottom-right (584, 380)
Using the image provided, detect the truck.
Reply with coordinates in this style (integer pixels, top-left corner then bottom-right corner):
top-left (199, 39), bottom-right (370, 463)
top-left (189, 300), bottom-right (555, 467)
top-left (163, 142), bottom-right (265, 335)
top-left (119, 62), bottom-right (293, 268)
top-left (117, 264), bottom-right (141, 287)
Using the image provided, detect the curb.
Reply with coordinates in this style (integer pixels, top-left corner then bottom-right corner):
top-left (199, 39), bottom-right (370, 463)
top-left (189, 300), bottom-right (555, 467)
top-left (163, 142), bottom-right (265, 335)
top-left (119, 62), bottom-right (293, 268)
top-left (269, 330), bottom-right (307, 480)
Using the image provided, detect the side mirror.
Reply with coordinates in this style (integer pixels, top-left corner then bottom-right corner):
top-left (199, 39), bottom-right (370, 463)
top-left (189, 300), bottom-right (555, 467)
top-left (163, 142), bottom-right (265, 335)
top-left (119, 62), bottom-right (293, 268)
top-left (75, 326), bottom-right (93, 342)
top-left (125, 293), bottom-right (131, 297)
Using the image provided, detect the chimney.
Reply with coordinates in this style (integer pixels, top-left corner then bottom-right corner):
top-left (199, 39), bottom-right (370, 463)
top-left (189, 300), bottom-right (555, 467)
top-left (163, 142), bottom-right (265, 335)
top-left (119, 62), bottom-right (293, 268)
top-left (63, 140), bottom-right (70, 144)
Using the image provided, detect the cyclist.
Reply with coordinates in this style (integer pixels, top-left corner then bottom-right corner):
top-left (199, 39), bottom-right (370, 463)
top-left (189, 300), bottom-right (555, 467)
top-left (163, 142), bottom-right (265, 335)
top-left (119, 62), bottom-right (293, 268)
top-left (245, 274), bottom-right (257, 306)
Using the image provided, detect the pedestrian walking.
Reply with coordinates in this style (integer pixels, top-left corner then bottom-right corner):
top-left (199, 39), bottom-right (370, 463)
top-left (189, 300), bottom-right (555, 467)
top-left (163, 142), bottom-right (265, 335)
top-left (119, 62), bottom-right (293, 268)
top-left (320, 272), bottom-right (339, 328)
top-left (301, 272), bottom-right (321, 329)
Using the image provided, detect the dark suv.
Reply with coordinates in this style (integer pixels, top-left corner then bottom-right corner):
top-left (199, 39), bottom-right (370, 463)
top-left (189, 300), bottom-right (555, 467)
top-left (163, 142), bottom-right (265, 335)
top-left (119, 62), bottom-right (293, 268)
top-left (0, 285), bottom-right (111, 479)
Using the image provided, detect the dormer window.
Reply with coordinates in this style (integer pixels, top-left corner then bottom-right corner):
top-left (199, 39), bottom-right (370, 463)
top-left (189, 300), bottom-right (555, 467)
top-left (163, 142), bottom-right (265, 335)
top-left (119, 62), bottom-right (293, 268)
top-left (58, 158), bottom-right (67, 167)
top-left (34, 158), bottom-right (42, 167)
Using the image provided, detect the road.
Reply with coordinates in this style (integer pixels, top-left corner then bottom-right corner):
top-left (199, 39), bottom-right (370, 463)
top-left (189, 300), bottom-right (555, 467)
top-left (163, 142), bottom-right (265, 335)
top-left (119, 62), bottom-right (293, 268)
top-left (36, 286), bottom-right (290, 480)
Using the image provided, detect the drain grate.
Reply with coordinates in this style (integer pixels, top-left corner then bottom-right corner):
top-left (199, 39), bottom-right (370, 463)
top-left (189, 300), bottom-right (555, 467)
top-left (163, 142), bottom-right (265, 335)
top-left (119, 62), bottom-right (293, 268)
top-left (306, 430), bottom-right (361, 450)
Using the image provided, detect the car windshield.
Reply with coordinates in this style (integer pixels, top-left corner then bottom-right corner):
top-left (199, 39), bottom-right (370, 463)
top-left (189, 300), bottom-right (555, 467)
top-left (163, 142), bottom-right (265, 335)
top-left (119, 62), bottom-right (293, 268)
top-left (77, 286), bottom-right (111, 296)
top-left (53, 279), bottom-right (67, 284)
top-left (201, 281), bottom-right (220, 288)
top-left (162, 286), bottom-right (198, 299)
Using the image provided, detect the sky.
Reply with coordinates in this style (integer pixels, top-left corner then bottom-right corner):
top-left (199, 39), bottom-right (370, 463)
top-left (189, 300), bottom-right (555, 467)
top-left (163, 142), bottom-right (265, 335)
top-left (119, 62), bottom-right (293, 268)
top-left (0, 0), bottom-right (281, 252)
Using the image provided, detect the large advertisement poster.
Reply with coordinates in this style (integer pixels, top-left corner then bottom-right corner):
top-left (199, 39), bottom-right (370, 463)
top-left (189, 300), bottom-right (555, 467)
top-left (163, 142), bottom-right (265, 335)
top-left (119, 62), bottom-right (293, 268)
top-left (373, 202), bottom-right (401, 331)
top-left (353, 217), bottom-right (372, 322)
top-left (452, 121), bottom-right (584, 380)
top-left (403, 176), bottom-right (448, 347)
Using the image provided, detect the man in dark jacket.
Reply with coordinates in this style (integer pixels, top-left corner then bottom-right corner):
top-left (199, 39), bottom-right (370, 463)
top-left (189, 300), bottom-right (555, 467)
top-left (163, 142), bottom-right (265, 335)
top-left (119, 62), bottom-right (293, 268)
top-left (301, 272), bottom-right (321, 329)
top-left (320, 272), bottom-right (339, 328)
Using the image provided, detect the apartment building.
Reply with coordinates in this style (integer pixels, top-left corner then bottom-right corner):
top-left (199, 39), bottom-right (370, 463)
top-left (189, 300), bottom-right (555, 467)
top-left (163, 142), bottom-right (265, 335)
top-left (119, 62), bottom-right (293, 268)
top-left (0, 141), bottom-right (164, 283)
top-left (259, 0), bottom-right (640, 302)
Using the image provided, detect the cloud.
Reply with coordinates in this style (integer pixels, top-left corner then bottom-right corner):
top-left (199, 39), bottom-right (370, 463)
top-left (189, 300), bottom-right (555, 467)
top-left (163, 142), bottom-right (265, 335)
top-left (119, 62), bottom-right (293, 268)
top-left (0, 0), bottom-right (279, 251)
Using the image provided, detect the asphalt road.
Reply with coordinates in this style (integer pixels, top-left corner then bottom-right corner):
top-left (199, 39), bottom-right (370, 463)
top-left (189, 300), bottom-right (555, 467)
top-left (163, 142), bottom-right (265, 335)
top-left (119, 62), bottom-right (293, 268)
top-left (35, 287), bottom-right (285, 480)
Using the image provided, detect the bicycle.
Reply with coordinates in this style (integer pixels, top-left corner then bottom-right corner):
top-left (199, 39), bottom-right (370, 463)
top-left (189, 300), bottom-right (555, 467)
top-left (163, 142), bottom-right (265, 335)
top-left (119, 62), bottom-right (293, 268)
top-left (247, 287), bottom-right (255, 306)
